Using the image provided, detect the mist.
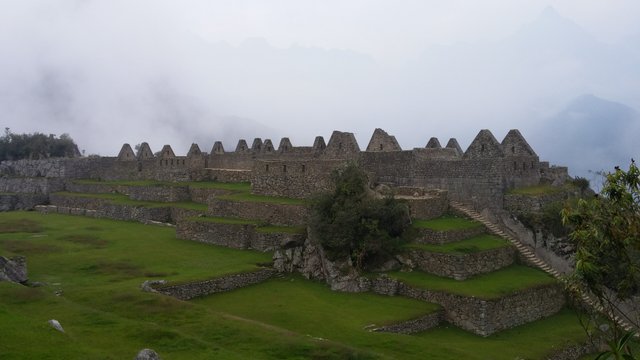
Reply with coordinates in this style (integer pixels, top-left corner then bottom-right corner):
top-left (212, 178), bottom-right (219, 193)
top-left (1, 1), bottom-right (639, 178)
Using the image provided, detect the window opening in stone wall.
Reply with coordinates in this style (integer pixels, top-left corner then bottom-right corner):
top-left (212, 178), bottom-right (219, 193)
top-left (182, 159), bottom-right (185, 165)
top-left (266, 164), bottom-right (269, 172)
top-left (522, 162), bottom-right (526, 170)
top-left (171, 159), bottom-right (174, 165)
top-left (301, 164), bottom-right (306, 173)
top-left (511, 146), bottom-right (515, 154)
top-left (531, 161), bottom-right (534, 169)
top-left (338, 143), bottom-right (342, 150)
top-left (481, 144), bottom-right (485, 152)
top-left (514, 161), bottom-right (517, 170)
top-left (283, 165), bottom-right (287, 173)
top-left (379, 144), bottom-right (383, 150)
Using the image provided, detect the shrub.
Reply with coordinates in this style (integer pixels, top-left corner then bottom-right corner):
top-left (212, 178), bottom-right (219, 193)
top-left (310, 164), bottom-right (413, 270)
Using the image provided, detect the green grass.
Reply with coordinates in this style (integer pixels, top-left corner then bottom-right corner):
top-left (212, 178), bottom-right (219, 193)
top-left (0, 212), bottom-right (589, 359)
top-left (389, 265), bottom-right (557, 299)
top-left (71, 179), bottom-right (303, 205)
top-left (53, 192), bottom-right (207, 211)
top-left (413, 215), bottom-right (483, 231)
top-left (191, 217), bottom-right (305, 234)
top-left (73, 179), bottom-right (252, 192)
top-left (507, 184), bottom-right (564, 196)
top-left (195, 277), bottom-right (588, 360)
top-left (406, 234), bottom-right (510, 254)
top-left (217, 192), bottom-right (307, 205)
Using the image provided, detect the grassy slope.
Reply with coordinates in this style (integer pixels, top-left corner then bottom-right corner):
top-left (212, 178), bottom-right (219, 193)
top-left (405, 234), bottom-right (509, 254)
top-left (413, 215), bottom-right (482, 231)
top-left (389, 265), bottom-right (557, 299)
top-left (0, 212), bottom-right (589, 359)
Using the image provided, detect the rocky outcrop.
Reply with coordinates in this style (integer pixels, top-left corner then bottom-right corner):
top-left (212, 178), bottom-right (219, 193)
top-left (0, 256), bottom-right (27, 284)
top-left (273, 229), bottom-right (370, 292)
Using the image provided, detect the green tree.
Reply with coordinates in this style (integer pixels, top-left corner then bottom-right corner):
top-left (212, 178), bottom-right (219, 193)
top-left (310, 164), bottom-right (413, 271)
top-left (0, 129), bottom-right (80, 161)
top-left (562, 160), bottom-right (639, 356)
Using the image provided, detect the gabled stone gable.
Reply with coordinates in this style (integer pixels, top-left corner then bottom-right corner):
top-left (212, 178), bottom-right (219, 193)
top-left (136, 142), bottom-right (154, 160)
top-left (463, 130), bottom-right (504, 159)
top-left (366, 128), bottom-right (402, 152)
top-left (117, 144), bottom-right (136, 161)
top-left (426, 137), bottom-right (442, 149)
top-left (501, 129), bottom-right (537, 157)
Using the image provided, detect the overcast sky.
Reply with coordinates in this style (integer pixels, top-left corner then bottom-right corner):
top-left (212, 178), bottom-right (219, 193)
top-left (1, 0), bottom-right (639, 175)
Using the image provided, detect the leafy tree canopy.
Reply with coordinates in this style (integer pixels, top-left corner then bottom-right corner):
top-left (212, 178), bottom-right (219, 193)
top-left (0, 128), bottom-right (81, 161)
top-left (562, 160), bottom-right (640, 301)
top-left (310, 163), bottom-right (413, 270)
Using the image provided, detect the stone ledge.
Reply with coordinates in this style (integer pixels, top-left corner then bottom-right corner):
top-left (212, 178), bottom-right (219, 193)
top-left (370, 275), bottom-right (565, 336)
top-left (372, 310), bottom-right (443, 334)
top-left (407, 246), bottom-right (515, 280)
top-left (152, 268), bottom-right (276, 300)
top-left (207, 198), bottom-right (308, 227)
top-left (176, 218), bottom-right (305, 252)
top-left (415, 226), bottom-right (486, 245)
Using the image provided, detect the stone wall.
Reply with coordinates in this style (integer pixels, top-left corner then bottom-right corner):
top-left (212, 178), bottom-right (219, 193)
top-left (370, 276), bottom-right (565, 336)
top-left (401, 193), bottom-right (449, 220)
top-left (372, 311), bottom-right (443, 334)
top-left (407, 246), bottom-right (515, 280)
top-left (153, 269), bottom-right (276, 300)
top-left (176, 219), bottom-right (305, 252)
top-left (46, 196), bottom-right (174, 223)
top-left (0, 177), bottom-right (64, 194)
top-left (203, 168), bottom-right (252, 183)
top-left (128, 185), bottom-right (191, 202)
top-left (0, 194), bottom-right (48, 211)
top-left (0, 256), bottom-right (28, 284)
top-left (251, 159), bottom-right (344, 199)
top-left (207, 199), bottom-right (308, 227)
top-left (188, 188), bottom-right (230, 204)
top-left (503, 191), bottom-right (569, 214)
top-left (415, 226), bottom-right (486, 245)
top-left (64, 182), bottom-right (129, 194)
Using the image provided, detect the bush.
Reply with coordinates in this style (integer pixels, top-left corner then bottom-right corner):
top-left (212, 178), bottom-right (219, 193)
top-left (310, 164), bottom-right (413, 270)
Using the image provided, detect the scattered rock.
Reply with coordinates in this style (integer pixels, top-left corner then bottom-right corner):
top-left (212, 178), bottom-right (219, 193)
top-left (135, 348), bottom-right (161, 360)
top-left (48, 319), bottom-right (64, 333)
top-left (0, 256), bottom-right (28, 284)
top-left (140, 280), bottom-right (167, 293)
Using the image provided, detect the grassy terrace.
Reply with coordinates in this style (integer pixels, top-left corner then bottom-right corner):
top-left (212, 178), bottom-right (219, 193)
top-left (73, 179), bottom-right (252, 191)
top-left (190, 216), bottom-right (305, 234)
top-left (0, 212), bottom-right (590, 359)
top-left (405, 234), bottom-right (510, 254)
top-left (388, 265), bottom-right (557, 299)
top-left (413, 215), bottom-right (483, 231)
top-left (71, 179), bottom-right (306, 206)
top-left (53, 191), bottom-right (208, 211)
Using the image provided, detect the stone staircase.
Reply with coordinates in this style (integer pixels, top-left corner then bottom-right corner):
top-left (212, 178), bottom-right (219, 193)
top-left (449, 200), bottom-right (637, 335)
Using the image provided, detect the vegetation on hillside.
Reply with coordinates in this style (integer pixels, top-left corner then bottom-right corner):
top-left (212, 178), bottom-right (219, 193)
top-left (310, 164), bottom-right (414, 270)
top-left (562, 160), bottom-right (640, 357)
top-left (0, 128), bottom-right (80, 161)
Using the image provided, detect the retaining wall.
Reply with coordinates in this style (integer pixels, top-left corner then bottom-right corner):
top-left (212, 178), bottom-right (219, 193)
top-left (370, 276), bottom-right (565, 336)
top-left (407, 246), bottom-right (515, 280)
top-left (176, 219), bottom-right (305, 252)
top-left (207, 199), bottom-right (308, 226)
top-left (153, 269), bottom-right (276, 300)
top-left (415, 226), bottom-right (486, 245)
top-left (128, 185), bottom-right (191, 202)
top-left (372, 311), bottom-right (443, 334)
top-left (0, 194), bottom-right (48, 211)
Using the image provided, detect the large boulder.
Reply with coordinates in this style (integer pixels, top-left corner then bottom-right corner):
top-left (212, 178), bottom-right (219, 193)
top-left (0, 256), bottom-right (27, 284)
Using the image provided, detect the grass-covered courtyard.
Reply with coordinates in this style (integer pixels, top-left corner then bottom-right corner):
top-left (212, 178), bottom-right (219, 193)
top-left (0, 212), bottom-right (591, 359)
